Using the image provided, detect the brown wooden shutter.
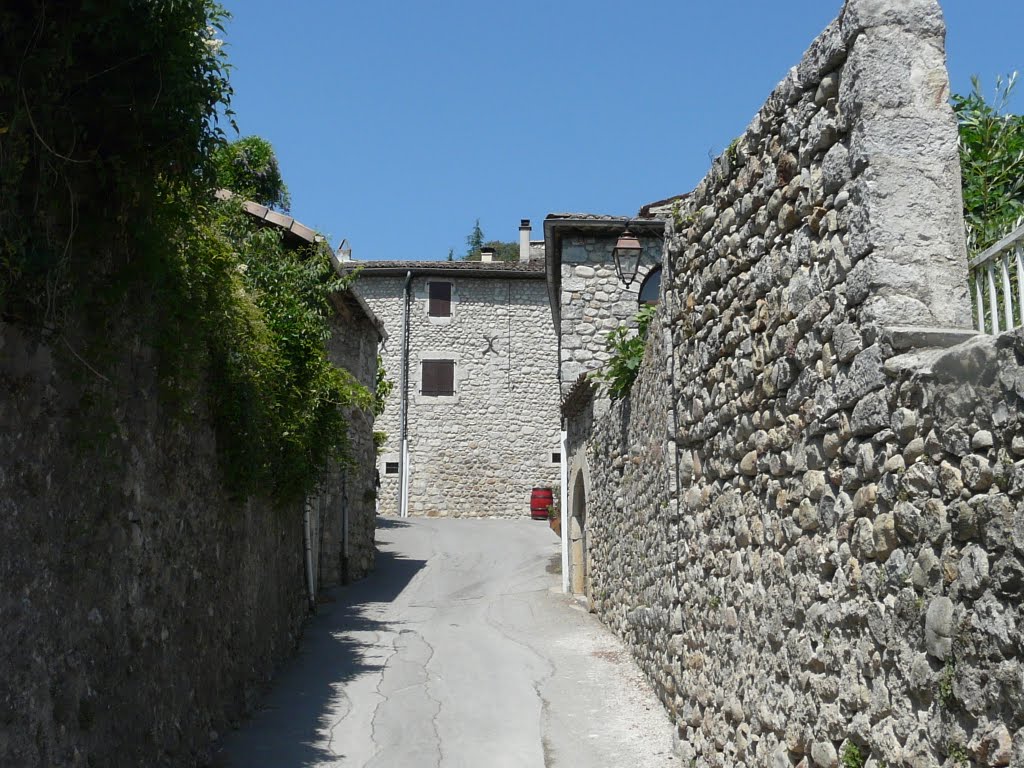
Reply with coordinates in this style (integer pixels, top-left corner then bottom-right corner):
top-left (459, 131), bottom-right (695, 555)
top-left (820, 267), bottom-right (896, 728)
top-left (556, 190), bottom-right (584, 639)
top-left (421, 360), bottom-right (454, 396)
top-left (428, 282), bottom-right (452, 317)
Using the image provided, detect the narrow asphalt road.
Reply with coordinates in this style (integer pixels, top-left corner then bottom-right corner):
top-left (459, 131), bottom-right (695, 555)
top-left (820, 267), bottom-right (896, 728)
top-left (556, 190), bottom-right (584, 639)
top-left (215, 516), bottom-right (676, 767)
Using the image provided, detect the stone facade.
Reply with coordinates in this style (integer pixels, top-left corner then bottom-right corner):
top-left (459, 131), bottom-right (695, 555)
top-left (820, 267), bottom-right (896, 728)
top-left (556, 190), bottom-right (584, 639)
top-left (544, 215), bottom-right (665, 398)
top-left (567, 1), bottom-right (1024, 765)
top-left (355, 262), bottom-right (560, 517)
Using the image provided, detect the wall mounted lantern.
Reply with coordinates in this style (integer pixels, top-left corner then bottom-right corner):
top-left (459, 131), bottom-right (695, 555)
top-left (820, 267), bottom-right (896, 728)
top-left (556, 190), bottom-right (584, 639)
top-left (612, 225), bottom-right (642, 287)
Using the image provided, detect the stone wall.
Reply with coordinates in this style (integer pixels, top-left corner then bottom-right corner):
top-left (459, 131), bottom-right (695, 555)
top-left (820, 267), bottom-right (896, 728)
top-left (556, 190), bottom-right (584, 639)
top-left (0, 325), bottom-right (306, 767)
top-left (558, 235), bottom-right (663, 397)
top-left (358, 270), bottom-right (560, 517)
top-left (0, 292), bottom-right (381, 766)
top-left (320, 290), bottom-right (384, 584)
top-left (572, 1), bottom-right (1024, 765)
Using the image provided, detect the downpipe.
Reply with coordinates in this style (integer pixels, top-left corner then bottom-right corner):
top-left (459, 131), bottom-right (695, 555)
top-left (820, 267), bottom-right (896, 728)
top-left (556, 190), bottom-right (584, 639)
top-left (303, 499), bottom-right (316, 612)
top-left (398, 271), bottom-right (412, 518)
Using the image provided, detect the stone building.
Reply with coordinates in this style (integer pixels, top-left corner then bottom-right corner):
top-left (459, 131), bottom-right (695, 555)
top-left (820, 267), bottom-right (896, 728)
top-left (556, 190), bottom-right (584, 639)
top-left (349, 223), bottom-right (561, 518)
top-left (543, 210), bottom-right (668, 593)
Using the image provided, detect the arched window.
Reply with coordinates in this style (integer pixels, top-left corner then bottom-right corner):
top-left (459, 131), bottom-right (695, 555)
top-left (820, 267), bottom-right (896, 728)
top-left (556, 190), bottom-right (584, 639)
top-left (638, 266), bottom-right (662, 306)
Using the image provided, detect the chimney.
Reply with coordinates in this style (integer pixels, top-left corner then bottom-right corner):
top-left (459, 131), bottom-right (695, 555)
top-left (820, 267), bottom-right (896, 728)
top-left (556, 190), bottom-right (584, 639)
top-left (480, 246), bottom-right (495, 263)
top-left (335, 238), bottom-right (352, 261)
top-left (519, 219), bottom-right (531, 262)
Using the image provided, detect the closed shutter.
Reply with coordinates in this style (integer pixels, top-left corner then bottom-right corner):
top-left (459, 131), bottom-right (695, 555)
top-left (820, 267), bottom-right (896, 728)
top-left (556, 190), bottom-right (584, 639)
top-left (421, 360), bottom-right (455, 396)
top-left (428, 282), bottom-right (452, 317)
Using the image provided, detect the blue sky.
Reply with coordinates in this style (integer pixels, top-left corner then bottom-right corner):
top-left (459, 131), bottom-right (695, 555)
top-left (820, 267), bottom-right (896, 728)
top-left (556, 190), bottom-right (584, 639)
top-left (219, 0), bottom-right (1024, 261)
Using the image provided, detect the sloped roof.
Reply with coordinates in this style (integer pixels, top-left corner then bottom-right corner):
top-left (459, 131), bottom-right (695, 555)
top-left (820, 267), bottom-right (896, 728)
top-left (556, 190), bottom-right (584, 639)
top-left (343, 259), bottom-right (546, 279)
top-left (214, 189), bottom-right (386, 339)
top-left (215, 189), bottom-right (319, 247)
top-left (560, 373), bottom-right (597, 419)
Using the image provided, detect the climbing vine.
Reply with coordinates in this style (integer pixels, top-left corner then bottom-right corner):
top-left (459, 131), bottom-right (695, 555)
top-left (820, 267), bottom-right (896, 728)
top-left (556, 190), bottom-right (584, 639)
top-left (596, 304), bottom-right (657, 401)
top-left (1, 2), bottom-right (372, 504)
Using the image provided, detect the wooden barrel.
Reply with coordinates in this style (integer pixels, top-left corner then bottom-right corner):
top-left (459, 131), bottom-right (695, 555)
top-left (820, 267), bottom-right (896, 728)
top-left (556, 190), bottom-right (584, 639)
top-left (530, 487), bottom-right (554, 520)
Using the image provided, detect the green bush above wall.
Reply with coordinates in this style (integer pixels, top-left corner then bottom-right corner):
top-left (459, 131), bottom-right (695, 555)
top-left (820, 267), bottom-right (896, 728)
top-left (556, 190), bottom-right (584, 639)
top-left (952, 73), bottom-right (1024, 253)
top-left (1, 2), bottom-right (371, 505)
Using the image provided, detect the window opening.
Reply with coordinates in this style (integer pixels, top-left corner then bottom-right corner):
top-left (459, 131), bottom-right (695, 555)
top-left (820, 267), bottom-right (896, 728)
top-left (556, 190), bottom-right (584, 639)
top-left (428, 282), bottom-right (452, 317)
top-left (421, 360), bottom-right (455, 396)
top-left (385, 462), bottom-right (399, 474)
top-left (638, 266), bottom-right (662, 306)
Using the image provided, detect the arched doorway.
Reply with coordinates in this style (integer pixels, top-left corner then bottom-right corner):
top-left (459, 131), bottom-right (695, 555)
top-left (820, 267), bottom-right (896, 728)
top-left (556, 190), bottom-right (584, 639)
top-left (570, 472), bottom-right (587, 596)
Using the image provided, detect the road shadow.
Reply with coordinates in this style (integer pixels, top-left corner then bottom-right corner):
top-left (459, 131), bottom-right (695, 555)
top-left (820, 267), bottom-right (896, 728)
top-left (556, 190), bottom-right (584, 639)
top-left (375, 514), bottom-right (412, 530)
top-left (209, 537), bottom-right (425, 767)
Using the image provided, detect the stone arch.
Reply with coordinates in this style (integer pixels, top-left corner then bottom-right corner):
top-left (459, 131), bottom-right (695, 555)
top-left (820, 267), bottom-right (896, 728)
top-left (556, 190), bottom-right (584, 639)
top-left (569, 469), bottom-right (588, 596)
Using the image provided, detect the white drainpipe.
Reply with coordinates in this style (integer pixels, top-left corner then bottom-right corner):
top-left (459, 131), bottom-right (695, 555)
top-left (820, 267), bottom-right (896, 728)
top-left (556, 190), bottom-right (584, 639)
top-left (560, 427), bottom-right (569, 593)
top-left (398, 271), bottom-right (412, 518)
top-left (302, 499), bottom-right (316, 611)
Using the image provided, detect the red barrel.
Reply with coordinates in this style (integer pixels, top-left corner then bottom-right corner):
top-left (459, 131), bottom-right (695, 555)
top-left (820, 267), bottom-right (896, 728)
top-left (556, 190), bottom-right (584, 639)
top-left (530, 487), bottom-right (554, 520)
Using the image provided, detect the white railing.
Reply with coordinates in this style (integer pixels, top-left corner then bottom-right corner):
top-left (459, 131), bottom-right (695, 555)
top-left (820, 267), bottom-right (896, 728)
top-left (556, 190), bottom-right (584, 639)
top-left (970, 222), bottom-right (1024, 334)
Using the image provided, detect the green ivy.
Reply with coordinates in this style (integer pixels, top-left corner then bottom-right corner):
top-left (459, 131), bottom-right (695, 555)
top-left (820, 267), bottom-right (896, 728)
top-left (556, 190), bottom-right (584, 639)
top-left (1, 3), bottom-right (372, 506)
top-left (596, 304), bottom-right (657, 401)
top-left (0, 0), bottom-right (233, 321)
top-left (212, 136), bottom-right (290, 210)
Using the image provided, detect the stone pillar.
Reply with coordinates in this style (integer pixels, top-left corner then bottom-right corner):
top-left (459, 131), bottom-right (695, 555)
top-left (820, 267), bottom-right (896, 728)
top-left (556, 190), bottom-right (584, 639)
top-left (841, 0), bottom-right (972, 328)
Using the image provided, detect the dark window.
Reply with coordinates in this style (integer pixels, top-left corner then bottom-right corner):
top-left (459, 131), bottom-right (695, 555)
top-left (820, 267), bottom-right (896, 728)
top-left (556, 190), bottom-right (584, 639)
top-left (428, 282), bottom-right (452, 317)
top-left (385, 462), bottom-right (399, 474)
top-left (638, 266), bottom-right (662, 306)
top-left (421, 360), bottom-right (455, 396)
top-left (552, 452), bottom-right (561, 463)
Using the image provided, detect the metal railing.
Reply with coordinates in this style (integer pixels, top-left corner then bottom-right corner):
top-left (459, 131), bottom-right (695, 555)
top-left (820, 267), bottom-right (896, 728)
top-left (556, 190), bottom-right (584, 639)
top-left (970, 222), bottom-right (1024, 334)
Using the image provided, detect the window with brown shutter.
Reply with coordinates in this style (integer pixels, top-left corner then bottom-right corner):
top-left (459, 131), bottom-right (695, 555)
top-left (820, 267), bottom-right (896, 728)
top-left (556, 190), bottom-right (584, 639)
top-left (421, 360), bottom-right (455, 396)
top-left (428, 282), bottom-right (452, 317)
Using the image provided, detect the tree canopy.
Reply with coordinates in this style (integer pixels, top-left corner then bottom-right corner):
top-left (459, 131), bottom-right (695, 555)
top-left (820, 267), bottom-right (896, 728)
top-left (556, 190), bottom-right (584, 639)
top-left (213, 136), bottom-right (290, 210)
top-left (1, 1), bottom-right (370, 503)
top-left (461, 220), bottom-right (519, 262)
top-left (952, 73), bottom-right (1024, 253)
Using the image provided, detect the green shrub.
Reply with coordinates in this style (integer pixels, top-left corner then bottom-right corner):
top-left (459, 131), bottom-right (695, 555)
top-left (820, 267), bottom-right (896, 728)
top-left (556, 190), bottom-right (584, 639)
top-left (1, 2), bottom-right (372, 505)
top-left (213, 136), bottom-right (290, 210)
top-left (596, 304), bottom-right (657, 401)
top-left (952, 73), bottom-right (1024, 254)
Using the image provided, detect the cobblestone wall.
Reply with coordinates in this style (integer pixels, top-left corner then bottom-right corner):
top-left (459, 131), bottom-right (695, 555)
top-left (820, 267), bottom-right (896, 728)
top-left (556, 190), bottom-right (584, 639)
top-left (320, 291), bottom-right (383, 584)
top-left (358, 272), bottom-right (560, 517)
top-left (575, 1), bottom-right (1024, 765)
top-left (559, 237), bottom-right (662, 397)
top-left (0, 325), bottom-right (308, 768)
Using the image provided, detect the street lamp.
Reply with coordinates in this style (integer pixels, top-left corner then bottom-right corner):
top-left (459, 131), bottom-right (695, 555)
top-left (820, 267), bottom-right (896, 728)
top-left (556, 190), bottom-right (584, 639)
top-left (612, 225), bottom-right (642, 287)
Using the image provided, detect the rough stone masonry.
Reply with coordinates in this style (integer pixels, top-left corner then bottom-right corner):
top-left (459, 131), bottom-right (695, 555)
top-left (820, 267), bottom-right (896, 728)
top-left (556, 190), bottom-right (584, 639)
top-left (573, 0), bottom-right (1024, 766)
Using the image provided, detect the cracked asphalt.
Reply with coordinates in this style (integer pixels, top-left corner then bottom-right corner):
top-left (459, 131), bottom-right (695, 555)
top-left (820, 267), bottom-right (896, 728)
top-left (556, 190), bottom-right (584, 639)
top-left (214, 516), bottom-right (676, 767)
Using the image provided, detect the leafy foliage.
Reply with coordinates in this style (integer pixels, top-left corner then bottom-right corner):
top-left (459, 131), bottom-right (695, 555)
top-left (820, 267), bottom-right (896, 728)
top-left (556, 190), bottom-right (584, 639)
top-left (374, 354), bottom-right (393, 417)
top-left (465, 219), bottom-right (484, 259)
top-left (460, 219), bottom-right (519, 261)
top-left (213, 136), bottom-right (290, 210)
top-left (1, 2), bottom-right (372, 505)
top-left (0, 0), bottom-right (233, 320)
top-left (596, 304), bottom-right (657, 401)
top-left (205, 204), bottom-right (372, 500)
top-left (839, 742), bottom-right (865, 768)
top-left (952, 73), bottom-right (1024, 253)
